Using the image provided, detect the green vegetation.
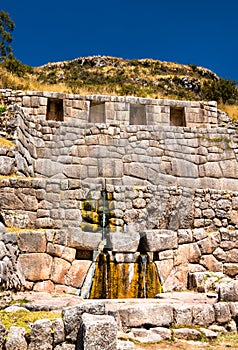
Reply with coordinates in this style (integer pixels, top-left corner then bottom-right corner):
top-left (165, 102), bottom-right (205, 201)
top-left (0, 106), bottom-right (6, 115)
top-left (202, 78), bottom-right (238, 104)
top-left (0, 10), bottom-right (15, 61)
top-left (0, 309), bottom-right (61, 333)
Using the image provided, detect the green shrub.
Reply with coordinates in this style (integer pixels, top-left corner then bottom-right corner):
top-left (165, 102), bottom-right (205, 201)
top-left (2, 54), bottom-right (33, 77)
top-left (0, 106), bottom-right (6, 115)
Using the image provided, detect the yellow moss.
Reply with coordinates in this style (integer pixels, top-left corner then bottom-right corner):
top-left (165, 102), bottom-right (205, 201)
top-left (0, 310), bottom-right (61, 333)
top-left (0, 137), bottom-right (15, 148)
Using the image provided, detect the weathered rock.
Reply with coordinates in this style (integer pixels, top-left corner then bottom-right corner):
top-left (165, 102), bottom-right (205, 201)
top-left (53, 318), bottom-right (65, 345)
top-left (18, 253), bottom-right (53, 281)
top-left (5, 326), bottom-right (27, 350)
top-left (63, 301), bottom-right (105, 341)
top-left (18, 231), bottom-right (46, 253)
top-left (219, 280), bottom-right (238, 301)
top-left (51, 257), bottom-right (71, 284)
top-left (200, 327), bottom-right (217, 339)
top-left (116, 340), bottom-right (135, 350)
top-left (0, 156), bottom-right (15, 175)
top-left (67, 230), bottom-right (102, 251)
top-left (65, 260), bottom-right (91, 288)
top-left (192, 304), bottom-right (215, 326)
top-left (0, 323), bottom-right (6, 350)
top-left (54, 344), bottom-right (75, 350)
top-left (140, 229), bottom-right (178, 252)
top-left (33, 280), bottom-right (55, 293)
top-left (173, 305), bottom-right (193, 326)
top-left (0, 223), bottom-right (6, 234)
top-left (77, 313), bottom-right (117, 350)
top-left (173, 328), bottom-right (201, 340)
top-left (107, 231), bottom-right (140, 252)
top-left (150, 327), bottom-right (172, 340)
top-left (118, 303), bottom-right (173, 329)
top-left (226, 320), bottom-right (237, 332)
top-left (28, 319), bottom-right (53, 350)
top-left (214, 302), bottom-right (231, 324)
top-left (199, 255), bottom-right (223, 272)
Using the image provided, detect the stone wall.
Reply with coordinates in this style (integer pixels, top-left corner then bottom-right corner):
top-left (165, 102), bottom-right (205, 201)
top-left (3, 104), bottom-right (238, 190)
top-left (0, 93), bottom-right (237, 294)
top-left (1, 176), bottom-right (238, 292)
top-left (0, 100), bottom-right (237, 292)
top-left (0, 89), bottom-right (218, 128)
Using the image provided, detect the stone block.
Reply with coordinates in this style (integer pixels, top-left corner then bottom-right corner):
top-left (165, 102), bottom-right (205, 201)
top-left (34, 159), bottom-right (63, 177)
top-left (51, 257), bottom-right (71, 284)
top-left (219, 280), bottom-right (238, 301)
top-left (177, 229), bottom-right (193, 244)
top-left (118, 303), bottom-right (173, 328)
top-left (67, 230), bottom-right (102, 251)
top-left (174, 243), bottom-right (201, 265)
top-left (18, 231), bottom-right (46, 253)
top-left (52, 318), bottom-right (65, 345)
top-left (77, 313), bottom-right (117, 350)
top-left (106, 231), bottom-right (140, 252)
top-left (0, 157), bottom-right (15, 176)
top-left (173, 328), bottom-right (201, 340)
top-left (65, 260), bottom-right (91, 288)
top-left (173, 305), bottom-right (193, 326)
top-left (5, 326), bottom-right (27, 350)
top-left (214, 302), bottom-right (231, 324)
top-left (63, 301), bottom-right (106, 341)
top-left (18, 253), bottom-right (52, 281)
top-left (199, 255), bottom-right (223, 272)
top-left (192, 304), bottom-right (215, 326)
top-left (28, 319), bottom-right (53, 350)
top-left (33, 280), bottom-right (55, 293)
top-left (223, 263), bottom-right (238, 277)
top-left (98, 159), bottom-right (123, 178)
top-left (140, 229), bottom-right (178, 252)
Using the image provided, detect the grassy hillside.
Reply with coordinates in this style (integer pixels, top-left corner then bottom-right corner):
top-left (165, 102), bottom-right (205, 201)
top-left (0, 55), bottom-right (237, 119)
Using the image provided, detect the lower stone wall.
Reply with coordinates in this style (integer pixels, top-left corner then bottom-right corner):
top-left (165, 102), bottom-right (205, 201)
top-left (1, 292), bottom-right (238, 349)
top-left (0, 177), bottom-right (238, 292)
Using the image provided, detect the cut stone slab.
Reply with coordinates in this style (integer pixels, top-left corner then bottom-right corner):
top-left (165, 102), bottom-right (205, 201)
top-left (18, 253), bottom-right (53, 281)
top-left (140, 229), bottom-right (178, 252)
top-left (77, 312), bottom-right (117, 350)
top-left (118, 302), bottom-right (173, 329)
top-left (106, 231), bottom-right (140, 252)
top-left (67, 230), bottom-right (102, 251)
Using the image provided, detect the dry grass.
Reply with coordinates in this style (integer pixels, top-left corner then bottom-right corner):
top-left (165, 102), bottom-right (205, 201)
top-left (218, 103), bottom-right (238, 121)
top-left (134, 333), bottom-right (238, 349)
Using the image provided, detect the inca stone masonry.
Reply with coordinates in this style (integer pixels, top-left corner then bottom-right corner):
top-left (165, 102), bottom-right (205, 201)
top-left (0, 89), bottom-right (237, 294)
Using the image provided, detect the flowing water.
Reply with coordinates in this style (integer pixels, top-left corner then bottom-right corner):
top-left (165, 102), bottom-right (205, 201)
top-left (89, 252), bottom-right (162, 299)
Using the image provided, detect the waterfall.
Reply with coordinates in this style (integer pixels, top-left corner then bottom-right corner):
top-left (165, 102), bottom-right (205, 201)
top-left (89, 253), bottom-right (162, 299)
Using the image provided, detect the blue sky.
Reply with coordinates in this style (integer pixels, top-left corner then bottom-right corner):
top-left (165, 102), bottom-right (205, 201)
top-left (3, 0), bottom-right (238, 80)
